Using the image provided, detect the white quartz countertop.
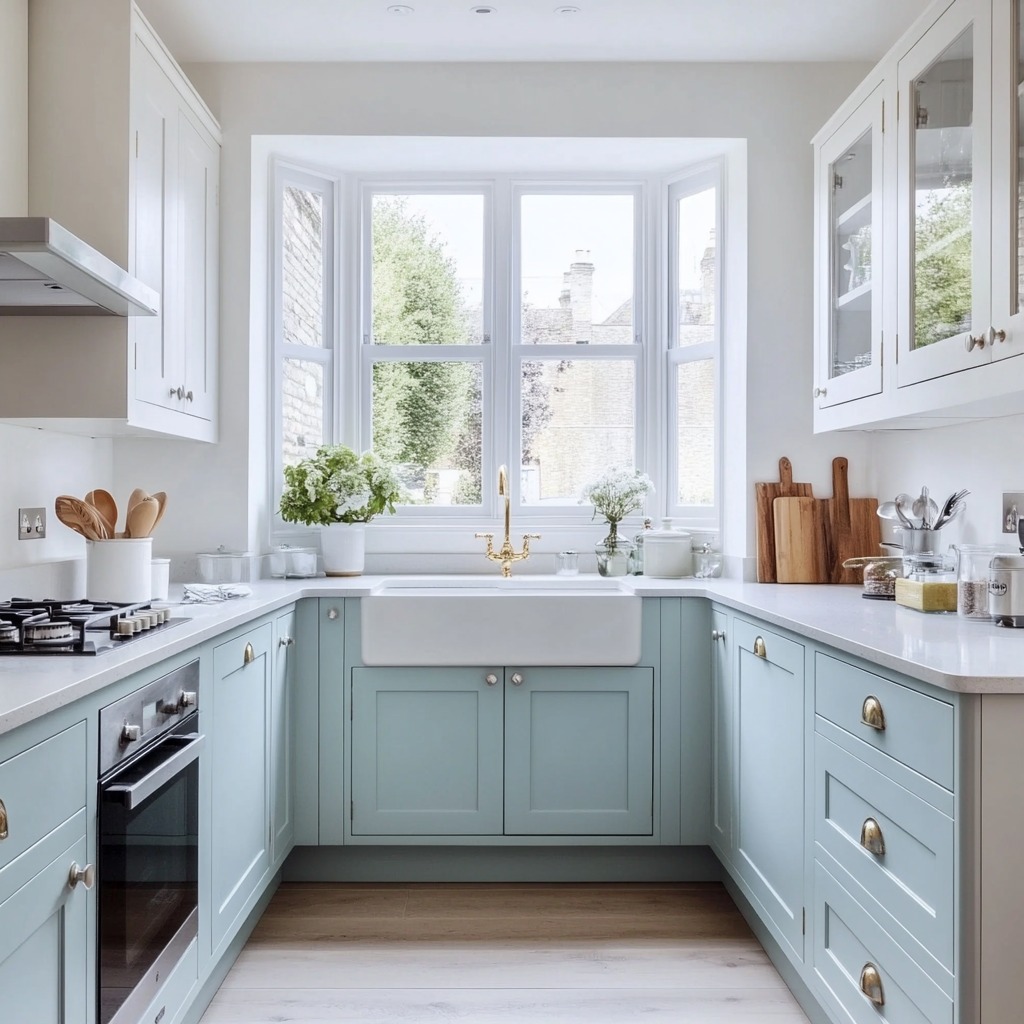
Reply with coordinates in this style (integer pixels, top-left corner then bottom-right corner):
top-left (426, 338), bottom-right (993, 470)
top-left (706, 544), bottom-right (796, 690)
top-left (1, 574), bottom-right (1021, 738)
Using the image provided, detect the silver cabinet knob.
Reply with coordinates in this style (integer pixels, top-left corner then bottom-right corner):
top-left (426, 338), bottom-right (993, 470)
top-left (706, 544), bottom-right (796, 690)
top-left (327, 607), bottom-right (339, 620)
top-left (185, 390), bottom-right (194, 402)
top-left (121, 723), bottom-right (141, 745)
top-left (68, 862), bottom-right (95, 890)
top-left (813, 386), bottom-right (827, 398)
top-left (966, 333), bottom-right (986, 352)
top-left (711, 629), bottom-right (726, 641)
top-left (511, 672), bottom-right (524, 686)
top-left (179, 690), bottom-right (196, 710)
top-left (485, 673), bottom-right (498, 686)
top-left (279, 636), bottom-right (295, 647)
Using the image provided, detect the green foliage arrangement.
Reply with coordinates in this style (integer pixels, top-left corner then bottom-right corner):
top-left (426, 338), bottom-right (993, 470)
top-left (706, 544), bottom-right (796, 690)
top-left (280, 445), bottom-right (402, 526)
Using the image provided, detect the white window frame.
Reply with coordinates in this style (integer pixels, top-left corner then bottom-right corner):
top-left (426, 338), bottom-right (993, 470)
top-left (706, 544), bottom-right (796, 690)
top-left (270, 162), bottom-right (338, 528)
top-left (666, 161), bottom-right (724, 531)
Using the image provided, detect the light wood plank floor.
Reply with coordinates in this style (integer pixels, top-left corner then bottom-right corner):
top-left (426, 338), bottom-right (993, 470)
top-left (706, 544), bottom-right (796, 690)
top-left (200, 882), bottom-right (811, 1023)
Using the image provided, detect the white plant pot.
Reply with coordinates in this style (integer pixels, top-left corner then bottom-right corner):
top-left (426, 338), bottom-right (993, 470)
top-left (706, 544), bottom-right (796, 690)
top-left (320, 523), bottom-right (366, 577)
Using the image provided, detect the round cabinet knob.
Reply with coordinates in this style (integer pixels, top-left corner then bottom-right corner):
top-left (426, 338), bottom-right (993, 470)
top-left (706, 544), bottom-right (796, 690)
top-left (511, 673), bottom-right (524, 687)
top-left (179, 690), bottom-right (197, 710)
top-left (327, 607), bottom-right (340, 621)
top-left (121, 723), bottom-right (141, 745)
top-left (813, 386), bottom-right (827, 398)
top-left (860, 695), bottom-right (886, 731)
top-left (0, 797), bottom-right (8, 840)
top-left (243, 642), bottom-right (255, 665)
top-left (966, 333), bottom-right (986, 352)
top-left (485, 673), bottom-right (499, 687)
top-left (753, 636), bottom-right (767, 658)
top-left (185, 390), bottom-right (194, 402)
top-left (993, 327), bottom-right (1007, 343)
top-left (279, 636), bottom-right (295, 648)
top-left (711, 629), bottom-right (726, 642)
top-left (68, 862), bottom-right (96, 890)
top-left (859, 817), bottom-right (886, 856)
top-left (859, 963), bottom-right (885, 1007)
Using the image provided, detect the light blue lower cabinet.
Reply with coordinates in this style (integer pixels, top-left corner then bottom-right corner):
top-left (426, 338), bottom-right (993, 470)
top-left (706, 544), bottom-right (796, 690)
top-left (503, 667), bottom-right (654, 836)
top-left (350, 667), bottom-right (505, 835)
top-left (271, 609), bottom-right (297, 866)
top-left (0, 826), bottom-right (89, 1024)
top-left (709, 607), bottom-right (733, 862)
top-left (732, 618), bottom-right (806, 962)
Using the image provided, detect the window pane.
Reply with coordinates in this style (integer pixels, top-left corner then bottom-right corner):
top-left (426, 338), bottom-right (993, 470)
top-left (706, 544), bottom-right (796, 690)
top-left (676, 187), bottom-right (717, 347)
top-left (371, 194), bottom-right (484, 345)
top-left (282, 359), bottom-right (325, 467)
top-left (676, 359), bottom-right (715, 507)
top-left (372, 361), bottom-right (482, 506)
top-left (282, 186), bottom-right (324, 348)
top-left (520, 195), bottom-right (634, 345)
top-left (521, 359), bottom-right (635, 505)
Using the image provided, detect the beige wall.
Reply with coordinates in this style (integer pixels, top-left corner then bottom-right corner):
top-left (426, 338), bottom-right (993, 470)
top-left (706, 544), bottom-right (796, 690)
top-left (0, 0), bottom-right (27, 214)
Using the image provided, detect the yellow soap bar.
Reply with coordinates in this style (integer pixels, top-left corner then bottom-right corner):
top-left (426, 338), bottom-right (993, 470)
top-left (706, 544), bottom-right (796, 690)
top-left (894, 578), bottom-right (957, 612)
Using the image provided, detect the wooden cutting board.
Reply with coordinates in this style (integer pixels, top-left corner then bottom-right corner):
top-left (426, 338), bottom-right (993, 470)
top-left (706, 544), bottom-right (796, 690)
top-left (773, 496), bottom-right (831, 583)
top-left (755, 457), bottom-right (814, 583)
top-left (828, 456), bottom-right (881, 584)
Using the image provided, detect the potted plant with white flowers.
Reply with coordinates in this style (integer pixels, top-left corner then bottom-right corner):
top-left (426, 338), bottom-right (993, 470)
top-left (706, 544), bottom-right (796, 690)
top-left (580, 469), bottom-right (655, 577)
top-left (279, 444), bottom-right (402, 576)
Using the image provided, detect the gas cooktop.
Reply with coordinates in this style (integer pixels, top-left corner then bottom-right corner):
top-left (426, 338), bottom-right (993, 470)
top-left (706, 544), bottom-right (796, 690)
top-left (0, 599), bottom-right (187, 655)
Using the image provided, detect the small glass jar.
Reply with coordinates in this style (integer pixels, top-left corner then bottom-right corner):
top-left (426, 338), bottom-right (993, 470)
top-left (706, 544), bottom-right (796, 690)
top-left (693, 543), bottom-right (723, 579)
top-left (555, 550), bottom-right (579, 576)
top-left (595, 537), bottom-right (635, 578)
top-left (630, 518), bottom-right (653, 575)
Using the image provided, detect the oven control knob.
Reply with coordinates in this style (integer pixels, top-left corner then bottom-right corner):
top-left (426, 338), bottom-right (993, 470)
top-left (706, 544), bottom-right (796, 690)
top-left (68, 862), bottom-right (95, 890)
top-left (178, 691), bottom-right (196, 710)
top-left (121, 723), bottom-right (141, 745)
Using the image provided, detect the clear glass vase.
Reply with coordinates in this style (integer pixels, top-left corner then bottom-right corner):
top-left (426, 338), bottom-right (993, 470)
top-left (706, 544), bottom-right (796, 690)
top-left (595, 522), bottom-right (635, 578)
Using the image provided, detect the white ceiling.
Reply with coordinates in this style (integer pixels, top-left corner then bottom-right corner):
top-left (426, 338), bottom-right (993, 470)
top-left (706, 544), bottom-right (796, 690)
top-left (135, 0), bottom-right (931, 64)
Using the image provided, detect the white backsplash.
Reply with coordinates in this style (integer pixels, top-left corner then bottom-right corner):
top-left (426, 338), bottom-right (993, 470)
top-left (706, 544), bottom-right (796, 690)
top-left (0, 423), bottom-right (111, 598)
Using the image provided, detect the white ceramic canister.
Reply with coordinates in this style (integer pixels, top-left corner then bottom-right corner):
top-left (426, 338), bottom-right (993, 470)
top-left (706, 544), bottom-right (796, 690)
top-left (151, 557), bottom-right (171, 601)
top-left (86, 538), bottom-right (154, 603)
top-left (642, 518), bottom-right (693, 578)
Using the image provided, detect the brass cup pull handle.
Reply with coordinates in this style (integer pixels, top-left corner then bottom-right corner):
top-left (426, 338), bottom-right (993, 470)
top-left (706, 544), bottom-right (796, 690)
top-left (859, 817), bottom-right (886, 856)
top-left (68, 862), bottom-right (96, 890)
top-left (511, 673), bottom-right (524, 686)
top-left (859, 963), bottom-right (885, 1007)
top-left (860, 695), bottom-right (886, 731)
top-left (0, 797), bottom-right (8, 840)
top-left (243, 642), bottom-right (255, 665)
top-left (753, 636), bottom-right (767, 658)
top-left (485, 673), bottom-right (498, 687)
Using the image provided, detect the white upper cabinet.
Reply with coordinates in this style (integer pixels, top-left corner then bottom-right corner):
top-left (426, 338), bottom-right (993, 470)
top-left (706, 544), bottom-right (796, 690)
top-left (814, 0), bottom-right (1024, 430)
top-left (0, 0), bottom-right (220, 442)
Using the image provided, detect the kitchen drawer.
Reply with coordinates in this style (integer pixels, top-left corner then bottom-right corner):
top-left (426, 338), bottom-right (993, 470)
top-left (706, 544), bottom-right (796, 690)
top-left (140, 937), bottom-right (198, 1024)
top-left (815, 734), bottom-right (954, 976)
top-left (814, 861), bottom-right (953, 1024)
top-left (0, 722), bottom-right (87, 875)
top-left (815, 654), bottom-right (954, 789)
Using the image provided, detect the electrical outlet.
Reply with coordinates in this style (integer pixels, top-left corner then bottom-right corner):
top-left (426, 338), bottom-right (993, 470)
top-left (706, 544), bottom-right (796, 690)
top-left (18, 507), bottom-right (46, 540)
top-left (1002, 492), bottom-right (1024, 533)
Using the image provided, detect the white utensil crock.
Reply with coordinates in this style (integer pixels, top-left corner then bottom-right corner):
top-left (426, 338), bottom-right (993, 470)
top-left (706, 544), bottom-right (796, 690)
top-left (86, 538), bottom-right (153, 603)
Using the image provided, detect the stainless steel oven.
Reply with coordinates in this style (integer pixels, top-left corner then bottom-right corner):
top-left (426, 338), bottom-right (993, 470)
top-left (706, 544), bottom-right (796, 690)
top-left (97, 661), bottom-right (202, 1024)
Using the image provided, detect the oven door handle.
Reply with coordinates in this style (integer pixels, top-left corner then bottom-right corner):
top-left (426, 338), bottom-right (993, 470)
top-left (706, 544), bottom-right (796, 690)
top-left (106, 733), bottom-right (204, 810)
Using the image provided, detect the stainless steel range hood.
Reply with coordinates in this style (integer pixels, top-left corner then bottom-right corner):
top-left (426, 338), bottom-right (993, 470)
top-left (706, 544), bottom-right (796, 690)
top-left (0, 218), bottom-right (159, 316)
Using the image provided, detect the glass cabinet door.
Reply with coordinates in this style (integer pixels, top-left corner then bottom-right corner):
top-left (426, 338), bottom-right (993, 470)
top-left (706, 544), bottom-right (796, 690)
top-left (898, 0), bottom-right (992, 386)
top-left (815, 85), bottom-right (884, 408)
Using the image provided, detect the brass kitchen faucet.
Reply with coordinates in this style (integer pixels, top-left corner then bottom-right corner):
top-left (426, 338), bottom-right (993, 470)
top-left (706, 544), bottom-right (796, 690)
top-left (475, 465), bottom-right (540, 577)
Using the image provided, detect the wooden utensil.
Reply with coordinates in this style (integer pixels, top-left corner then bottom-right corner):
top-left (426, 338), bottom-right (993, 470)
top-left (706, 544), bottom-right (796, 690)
top-left (84, 489), bottom-right (117, 538)
top-left (755, 457), bottom-right (814, 583)
top-left (150, 491), bottom-right (167, 534)
top-left (55, 495), bottom-right (108, 541)
top-left (127, 488), bottom-right (148, 517)
top-left (828, 456), bottom-right (881, 584)
top-left (125, 495), bottom-right (160, 539)
top-left (773, 495), bottom-right (831, 583)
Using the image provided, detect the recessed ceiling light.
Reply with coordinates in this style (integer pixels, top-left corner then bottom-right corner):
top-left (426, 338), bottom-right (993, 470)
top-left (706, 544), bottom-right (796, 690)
top-left (471, 5), bottom-right (497, 13)
top-left (555, 5), bottom-right (581, 13)
top-left (386, 4), bottom-right (415, 14)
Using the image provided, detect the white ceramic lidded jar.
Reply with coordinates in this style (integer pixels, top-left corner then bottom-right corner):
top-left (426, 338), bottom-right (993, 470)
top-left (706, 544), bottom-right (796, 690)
top-left (643, 518), bottom-right (693, 578)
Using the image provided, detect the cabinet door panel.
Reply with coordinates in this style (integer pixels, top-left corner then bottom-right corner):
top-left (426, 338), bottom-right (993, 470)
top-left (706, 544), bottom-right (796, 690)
top-left (504, 667), bottom-right (654, 836)
top-left (733, 620), bottom-right (805, 960)
top-left (351, 668), bottom-right (504, 835)
top-left (271, 610), bottom-right (296, 865)
top-left (210, 624), bottom-right (272, 952)
top-left (710, 610), bottom-right (733, 860)
top-left (0, 835), bottom-right (88, 1024)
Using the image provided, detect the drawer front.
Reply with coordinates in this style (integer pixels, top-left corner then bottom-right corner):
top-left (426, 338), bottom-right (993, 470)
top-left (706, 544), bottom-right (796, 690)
top-left (814, 861), bottom-right (953, 1024)
top-left (815, 654), bottom-right (954, 789)
top-left (815, 735), bottom-right (954, 975)
top-left (0, 722), bottom-right (87, 874)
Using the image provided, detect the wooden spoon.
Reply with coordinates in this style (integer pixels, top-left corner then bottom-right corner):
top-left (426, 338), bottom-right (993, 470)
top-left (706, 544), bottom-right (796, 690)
top-left (55, 495), bottom-right (108, 541)
top-left (127, 487), bottom-right (148, 517)
top-left (84, 490), bottom-right (116, 538)
top-left (125, 495), bottom-right (160, 539)
top-left (149, 491), bottom-right (167, 534)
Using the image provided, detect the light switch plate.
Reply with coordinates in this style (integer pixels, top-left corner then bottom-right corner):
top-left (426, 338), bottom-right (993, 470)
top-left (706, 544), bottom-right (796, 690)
top-left (1002, 492), bottom-right (1024, 533)
top-left (18, 507), bottom-right (46, 540)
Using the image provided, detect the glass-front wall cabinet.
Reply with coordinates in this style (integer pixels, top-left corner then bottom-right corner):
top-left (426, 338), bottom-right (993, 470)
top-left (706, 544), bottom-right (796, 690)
top-left (898, 0), bottom-right (992, 386)
top-left (816, 85), bottom-right (884, 408)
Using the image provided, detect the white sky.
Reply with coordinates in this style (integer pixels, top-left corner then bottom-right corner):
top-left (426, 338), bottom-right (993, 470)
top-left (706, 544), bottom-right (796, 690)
top-left (390, 189), bottom-right (716, 323)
